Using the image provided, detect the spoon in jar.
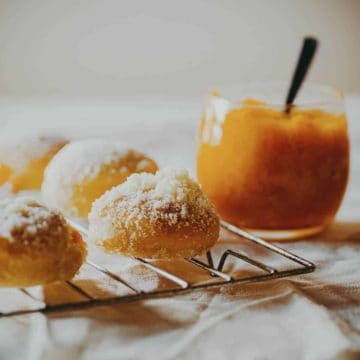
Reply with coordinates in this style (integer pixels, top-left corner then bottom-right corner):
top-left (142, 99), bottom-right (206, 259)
top-left (285, 36), bottom-right (318, 113)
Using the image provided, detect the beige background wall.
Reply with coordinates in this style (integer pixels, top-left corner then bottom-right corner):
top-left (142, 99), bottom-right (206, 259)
top-left (0, 0), bottom-right (358, 96)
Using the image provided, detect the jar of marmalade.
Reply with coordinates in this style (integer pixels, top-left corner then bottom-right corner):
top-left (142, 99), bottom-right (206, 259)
top-left (197, 83), bottom-right (349, 239)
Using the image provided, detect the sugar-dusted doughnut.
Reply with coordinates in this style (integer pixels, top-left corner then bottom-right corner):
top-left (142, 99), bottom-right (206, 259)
top-left (0, 197), bottom-right (87, 287)
top-left (42, 139), bottom-right (158, 218)
top-left (88, 168), bottom-right (220, 259)
top-left (0, 136), bottom-right (67, 193)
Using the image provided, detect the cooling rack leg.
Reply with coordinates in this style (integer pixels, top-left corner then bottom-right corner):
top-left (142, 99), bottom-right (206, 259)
top-left (206, 251), bottom-right (214, 268)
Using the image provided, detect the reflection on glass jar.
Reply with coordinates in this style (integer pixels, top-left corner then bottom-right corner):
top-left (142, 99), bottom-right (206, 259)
top-left (197, 83), bottom-right (349, 240)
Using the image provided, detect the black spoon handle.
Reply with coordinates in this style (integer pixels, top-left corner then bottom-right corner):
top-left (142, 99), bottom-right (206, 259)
top-left (285, 37), bottom-right (318, 113)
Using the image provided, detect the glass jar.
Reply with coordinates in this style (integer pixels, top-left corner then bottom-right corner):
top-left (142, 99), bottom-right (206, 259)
top-left (197, 82), bottom-right (350, 239)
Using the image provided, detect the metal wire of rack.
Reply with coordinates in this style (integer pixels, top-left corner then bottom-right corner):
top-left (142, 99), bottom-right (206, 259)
top-left (0, 220), bottom-right (315, 318)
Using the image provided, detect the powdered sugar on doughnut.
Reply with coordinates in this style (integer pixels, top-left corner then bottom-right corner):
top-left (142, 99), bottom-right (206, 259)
top-left (0, 135), bottom-right (66, 173)
top-left (88, 168), bottom-right (220, 257)
top-left (41, 139), bottom-right (155, 217)
top-left (0, 197), bottom-right (69, 246)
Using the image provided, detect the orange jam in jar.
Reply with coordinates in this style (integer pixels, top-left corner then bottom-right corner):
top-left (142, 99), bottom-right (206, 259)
top-left (197, 85), bottom-right (349, 239)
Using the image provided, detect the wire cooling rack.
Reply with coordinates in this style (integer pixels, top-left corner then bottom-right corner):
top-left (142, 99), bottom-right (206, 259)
top-left (0, 220), bottom-right (315, 318)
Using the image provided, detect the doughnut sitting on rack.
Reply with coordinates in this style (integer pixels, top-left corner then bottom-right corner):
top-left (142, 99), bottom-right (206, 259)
top-left (42, 139), bottom-right (158, 218)
top-left (0, 197), bottom-right (87, 287)
top-left (88, 168), bottom-right (220, 259)
top-left (0, 135), bottom-right (67, 193)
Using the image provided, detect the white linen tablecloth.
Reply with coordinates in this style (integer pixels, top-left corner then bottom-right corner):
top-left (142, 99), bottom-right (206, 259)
top-left (0, 95), bottom-right (359, 360)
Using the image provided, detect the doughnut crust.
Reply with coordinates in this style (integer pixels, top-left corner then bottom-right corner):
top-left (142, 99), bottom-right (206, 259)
top-left (88, 168), bottom-right (220, 259)
top-left (0, 197), bottom-right (87, 287)
top-left (42, 139), bottom-right (158, 218)
top-left (0, 136), bottom-right (67, 193)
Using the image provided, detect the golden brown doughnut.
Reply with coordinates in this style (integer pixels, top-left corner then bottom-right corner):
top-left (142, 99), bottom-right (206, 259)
top-left (41, 139), bottom-right (158, 218)
top-left (88, 168), bottom-right (220, 259)
top-left (0, 136), bottom-right (67, 193)
top-left (0, 197), bottom-right (87, 287)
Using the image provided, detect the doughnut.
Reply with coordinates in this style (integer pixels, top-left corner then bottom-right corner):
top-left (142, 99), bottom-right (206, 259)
top-left (0, 135), bottom-right (67, 193)
top-left (0, 197), bottom-right (87, 287)
top-left (42, 139), bottom-right (158, 218)
top-left (88, 168), bottom-right (220, 259)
